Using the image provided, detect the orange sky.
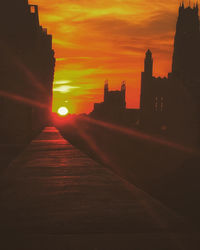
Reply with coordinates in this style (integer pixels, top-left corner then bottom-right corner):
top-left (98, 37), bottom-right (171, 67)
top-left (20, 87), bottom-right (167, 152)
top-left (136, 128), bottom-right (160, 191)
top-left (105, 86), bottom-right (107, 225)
top-left (31, 0), bottom-right (181, 114)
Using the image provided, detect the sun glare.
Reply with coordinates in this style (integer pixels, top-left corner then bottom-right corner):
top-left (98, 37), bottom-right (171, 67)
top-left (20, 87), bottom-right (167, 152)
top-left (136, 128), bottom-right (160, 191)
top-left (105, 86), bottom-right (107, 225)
top-left (57, 106), bottom-right (69, 116)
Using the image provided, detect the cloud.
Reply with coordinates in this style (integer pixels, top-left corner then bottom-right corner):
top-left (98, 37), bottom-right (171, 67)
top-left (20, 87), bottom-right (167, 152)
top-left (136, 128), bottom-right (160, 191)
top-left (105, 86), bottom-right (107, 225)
top-left (30, 0), bottom-right (180, 113)
top-left (54, 80), bottom-right (72, 84)
top-left (53, 85), bottom-right (80, 93)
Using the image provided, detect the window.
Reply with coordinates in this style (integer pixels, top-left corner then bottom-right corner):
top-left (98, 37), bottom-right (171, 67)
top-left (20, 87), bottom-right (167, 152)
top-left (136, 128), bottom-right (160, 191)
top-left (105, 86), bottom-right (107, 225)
top-left (154, 97), bottom-right (158, 112)
top-left (30, 6), bottom-right (36, 14)
top-left (161, 97), bottom-right (164, 112)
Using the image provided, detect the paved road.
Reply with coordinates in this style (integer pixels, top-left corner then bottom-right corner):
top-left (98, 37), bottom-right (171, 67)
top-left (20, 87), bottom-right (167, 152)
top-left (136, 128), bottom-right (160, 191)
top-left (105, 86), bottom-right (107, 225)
top-left (0, 127), bottom-right (198, 249)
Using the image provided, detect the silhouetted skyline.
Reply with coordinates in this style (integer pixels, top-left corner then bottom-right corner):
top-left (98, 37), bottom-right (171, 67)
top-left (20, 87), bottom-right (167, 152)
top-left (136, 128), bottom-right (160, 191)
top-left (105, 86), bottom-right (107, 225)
top-left (140, 3), bottom-right (200, 146)
top-left (30, 0), bottom-right (184, 113)
top-left (91, 3), bottom-right (200, 147)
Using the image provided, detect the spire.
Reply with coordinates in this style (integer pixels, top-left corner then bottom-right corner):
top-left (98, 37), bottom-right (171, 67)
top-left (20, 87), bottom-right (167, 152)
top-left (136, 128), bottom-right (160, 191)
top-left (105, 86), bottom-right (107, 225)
top-left (104, 79), bottom-right (109, 89)
top-left (121, 81), bottom-right (126, 109)
top-left (104, 80), bottom-right (109, 101)
top-left (179, 1), bottom-right (184, 14)
top-left (121, 81), bottom-right (126, 92)
top-left (146, 49), bottom-right (152, 56)
top-left (196, 1), bottom-right (199, 9)
top-left (193, 1), bottom-right (199, 14)
top-left (192, 1), bottom-right (198, 11)
top-left (144, 50), bottom-right (153, 77)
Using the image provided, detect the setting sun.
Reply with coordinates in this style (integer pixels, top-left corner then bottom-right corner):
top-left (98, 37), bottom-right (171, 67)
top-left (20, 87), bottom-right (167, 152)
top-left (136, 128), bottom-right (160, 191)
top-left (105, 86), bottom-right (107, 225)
top-left (57, 106), bottom-right (69, 116)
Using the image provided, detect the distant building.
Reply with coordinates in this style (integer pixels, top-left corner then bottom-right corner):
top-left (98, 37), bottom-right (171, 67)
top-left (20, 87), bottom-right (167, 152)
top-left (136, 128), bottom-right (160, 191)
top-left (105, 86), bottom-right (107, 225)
top-left (0, 0), bottom-right (55, 143)
top-left (91, 81), bottom-right (126, 122)
top-left (140, 3), bottom-right (200, 146)
top-left (91, 81), bottom-right (139, 124)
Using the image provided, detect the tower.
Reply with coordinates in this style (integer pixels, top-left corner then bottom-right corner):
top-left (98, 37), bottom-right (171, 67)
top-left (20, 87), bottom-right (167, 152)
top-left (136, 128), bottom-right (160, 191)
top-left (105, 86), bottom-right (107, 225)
top-left (121, 81), bottom-right (126, 109)
top-left (140, 50), bottom-right (153, 111)
top-left (172, 3), bottom-right (200, 82)
top-left (144, 49), bottom-right (153, 78)
top-left (104, 80), bottom-right (109, 102)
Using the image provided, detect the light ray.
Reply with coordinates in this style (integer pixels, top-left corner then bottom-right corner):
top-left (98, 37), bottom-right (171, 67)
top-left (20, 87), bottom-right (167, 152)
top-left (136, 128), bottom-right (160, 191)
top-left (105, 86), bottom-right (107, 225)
top-left (0, 90), bottom-right (48, 109)
top-left (83, 116), bottom-right (200, 155)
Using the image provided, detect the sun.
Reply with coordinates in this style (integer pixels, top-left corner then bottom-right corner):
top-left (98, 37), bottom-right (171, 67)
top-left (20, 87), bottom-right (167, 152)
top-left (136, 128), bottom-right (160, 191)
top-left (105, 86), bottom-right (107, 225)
top-left (57, 106), bottom-right (69, 116)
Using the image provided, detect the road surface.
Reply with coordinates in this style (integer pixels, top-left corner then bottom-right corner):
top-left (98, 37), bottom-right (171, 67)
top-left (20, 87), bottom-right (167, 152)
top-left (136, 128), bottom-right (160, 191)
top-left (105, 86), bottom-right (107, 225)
top-left (0, 127), bottom-right (198, 249)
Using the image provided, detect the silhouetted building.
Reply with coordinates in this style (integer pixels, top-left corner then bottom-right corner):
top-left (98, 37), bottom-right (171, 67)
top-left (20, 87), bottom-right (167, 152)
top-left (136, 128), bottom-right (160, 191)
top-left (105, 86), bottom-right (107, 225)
top-left (140, 3), bottom-right (200, 146)
top-left (0, 0), bottom-right (55, 143)
top-left (91, 81), bottom-right (126, 121)
top-left (172, 2), bottom-right (200, 81)
top-left (91, 81), bottom-right (139, 124)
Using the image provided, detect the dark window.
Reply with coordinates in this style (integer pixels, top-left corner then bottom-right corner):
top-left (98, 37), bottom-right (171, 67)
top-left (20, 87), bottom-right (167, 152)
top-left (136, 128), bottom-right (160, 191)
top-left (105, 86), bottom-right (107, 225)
top-left (161, 97), bottom-right (164, 112)
top-left (154, 97), bottom-right (158, 112)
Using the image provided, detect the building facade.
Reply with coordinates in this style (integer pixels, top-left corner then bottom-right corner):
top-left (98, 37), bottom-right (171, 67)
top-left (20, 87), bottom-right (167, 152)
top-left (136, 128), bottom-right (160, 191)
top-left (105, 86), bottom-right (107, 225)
top-left (91, 81), bottom-right (139, 124)
top-left (92, 81), bottom-right (126, 122)
top-left (0, 0), bottom-right (55, 143)
top-left (140, 3), bottom-right (200, 146)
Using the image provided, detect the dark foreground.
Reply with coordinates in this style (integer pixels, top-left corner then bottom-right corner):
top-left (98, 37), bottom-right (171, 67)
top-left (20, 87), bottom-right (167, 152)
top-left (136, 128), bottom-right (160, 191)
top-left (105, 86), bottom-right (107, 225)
top-left (0, 127), bottom-right (199, 249)
top-left (58, 116), bottom-right (200, 227)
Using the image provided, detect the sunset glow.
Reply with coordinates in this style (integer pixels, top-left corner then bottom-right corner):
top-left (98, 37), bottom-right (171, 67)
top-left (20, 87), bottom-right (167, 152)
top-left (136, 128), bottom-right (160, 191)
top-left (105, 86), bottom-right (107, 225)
top-left (30, 0), bottom-right (182, 113)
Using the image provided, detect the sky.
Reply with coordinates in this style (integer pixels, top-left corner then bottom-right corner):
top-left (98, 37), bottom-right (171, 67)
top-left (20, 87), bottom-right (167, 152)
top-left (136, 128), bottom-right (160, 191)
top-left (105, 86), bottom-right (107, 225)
top-left (30, 0), bottom-right (183, 114)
